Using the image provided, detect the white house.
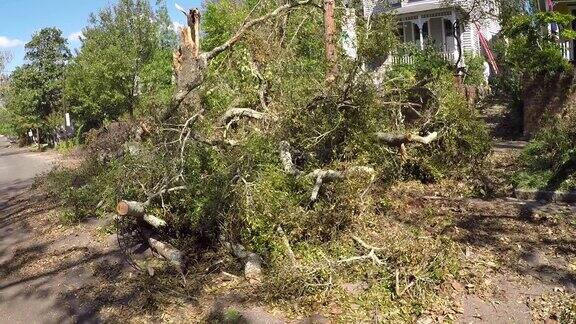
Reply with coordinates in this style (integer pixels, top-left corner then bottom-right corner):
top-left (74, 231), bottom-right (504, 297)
top-left (363, 0), bottom-right (501, 67)
top-left (539, 0), bottom-right (576, 61)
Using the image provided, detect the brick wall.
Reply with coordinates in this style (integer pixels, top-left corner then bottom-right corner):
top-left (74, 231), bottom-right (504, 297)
top-left (522, 70), bottom-right (576, 137)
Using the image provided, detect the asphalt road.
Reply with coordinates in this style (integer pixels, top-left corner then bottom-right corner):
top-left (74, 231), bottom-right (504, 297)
top-left (0, 136), bottom-right (65, 324)
top-left (0, 136), bottom-right (129, 324)
top-left (0, 136), bottom-right (55, 194)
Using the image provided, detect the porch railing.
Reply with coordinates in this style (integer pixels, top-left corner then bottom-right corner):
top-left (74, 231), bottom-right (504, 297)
top-left (560, 40), bottom-right (573, 62)
top-left (386, 49), bottom-right (458, 66)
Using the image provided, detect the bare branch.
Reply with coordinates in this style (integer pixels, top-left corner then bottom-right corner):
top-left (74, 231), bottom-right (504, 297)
top-left (307, 167), bottom-right (375, 202)
top-left (203, 0), bottom-right (317, 61)
top-left (221, 108), bottom-right (267, 125)
top-left (375, 132), bottom-right (438, 146)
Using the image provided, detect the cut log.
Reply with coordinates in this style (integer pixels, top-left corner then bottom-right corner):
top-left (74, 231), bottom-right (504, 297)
top-left (116, 200), bottom-right (146, 217)
top-left (375, 132), bottom-right (438, 146)
top-left (147, 236), bottom-right (184, 271)
top-left (143, 214), bottom-right (167, 228)
top-left (225, 242), bottom-right (264, 283)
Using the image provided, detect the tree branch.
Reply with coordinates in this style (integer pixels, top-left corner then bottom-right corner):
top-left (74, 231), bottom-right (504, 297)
top-left (375, 132), bottom-right (438, 146)
top-left (203, 0), bottom-right (316, 61)
top-left (221, 108), bottom-right (267, 125)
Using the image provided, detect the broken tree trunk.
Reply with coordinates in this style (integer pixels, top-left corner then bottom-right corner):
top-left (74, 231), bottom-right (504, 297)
top-left (163, 1), bottom-right (315, 122)
top-left (164, 12), bottom-right (206, 122)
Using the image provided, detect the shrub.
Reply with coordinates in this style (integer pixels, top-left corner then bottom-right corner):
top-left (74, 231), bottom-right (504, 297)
top-left (463, 52), bottom-right (486, 86)
top-left (513, 111), bottom-right (576, 191)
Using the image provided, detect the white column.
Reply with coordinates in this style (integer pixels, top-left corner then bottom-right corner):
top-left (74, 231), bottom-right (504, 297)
top-left (418, 15), bottom-right (424, 50)
top-left (441, 18), bottom-right (446, 52)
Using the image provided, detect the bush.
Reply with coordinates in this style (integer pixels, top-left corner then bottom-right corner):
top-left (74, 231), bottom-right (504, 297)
top-left (513, 111), bottom-right (576, 191)
top-left (463, 52), bottom-right (486, 86)
top-left (394, 44), bottom-right (453, 80)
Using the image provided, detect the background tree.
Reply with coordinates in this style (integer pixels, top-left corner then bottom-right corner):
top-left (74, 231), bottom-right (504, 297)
top-left (0, 51), bottom-right (12, 135)
top-left (0, 51), bottom-right (10, 72)
top-left (64, 0), bottom-right (175, 130)
top-left (3, 28), bottom-right (70, 140)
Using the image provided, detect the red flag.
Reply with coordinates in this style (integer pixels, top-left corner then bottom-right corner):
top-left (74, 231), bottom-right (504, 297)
top-left (475, 22), bottom-right (499, 75)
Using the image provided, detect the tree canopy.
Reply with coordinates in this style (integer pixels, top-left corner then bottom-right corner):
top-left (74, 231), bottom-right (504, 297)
top-left (4, 28), bottom-right (70, 138)
top-left (64, 0), bottom-right (176, 130)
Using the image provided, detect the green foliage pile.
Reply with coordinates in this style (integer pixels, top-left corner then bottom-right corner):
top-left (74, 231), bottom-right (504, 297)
top-left (43, 0), bottom-right (491, 320)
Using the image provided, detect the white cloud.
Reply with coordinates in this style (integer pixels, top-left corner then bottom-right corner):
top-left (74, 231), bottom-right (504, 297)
top-left (68, 31), bottom-right (83, 42)
top-left (0, 36), bottom-right (25, 48)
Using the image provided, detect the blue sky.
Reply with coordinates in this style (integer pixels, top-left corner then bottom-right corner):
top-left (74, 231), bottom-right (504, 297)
top-left (0, 0), bottom-right (202, 73)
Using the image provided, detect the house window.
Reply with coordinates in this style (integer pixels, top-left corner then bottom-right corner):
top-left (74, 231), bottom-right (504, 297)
top-left (397, 24), bottom-right (405, 42)
top-left (444, 19), bottom-right (454, 37)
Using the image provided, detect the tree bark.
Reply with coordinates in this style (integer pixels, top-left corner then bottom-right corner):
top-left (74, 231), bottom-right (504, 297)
top-left (116, 200), bottom-right (146, 217)
top-left (324, 0), bottom-right (337, 82)
top-left (147, 236), bottom-right (184, 271)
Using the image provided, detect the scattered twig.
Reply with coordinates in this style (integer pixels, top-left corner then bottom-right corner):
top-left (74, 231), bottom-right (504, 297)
top-left (337, 235), bottom-right (385, 265)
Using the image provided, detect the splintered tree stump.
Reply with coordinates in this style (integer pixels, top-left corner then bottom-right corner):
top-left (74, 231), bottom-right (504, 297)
top-left (116, 200), bottom-right (146, 217)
